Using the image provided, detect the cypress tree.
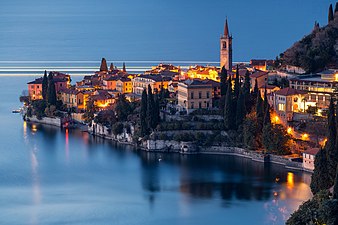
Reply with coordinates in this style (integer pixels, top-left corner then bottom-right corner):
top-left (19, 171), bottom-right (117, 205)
top-left (333, 165), bottom-right (338, 199)
top-left (235, 88), bottom-right (245, 129)
top-left (256, 92), bottom-right (264, 132)
top-left (42, 70), bottom-right (48, 100)
top-left (154, 94), bottom-right (160, 128)
top-left (123, 62), bottom-right (126, 72)
top-left (109, 63), bottom-right (114, 72)
top-left (47, 72), bottom-right (57, 105)
top-left (335, 2), bottom-right (338, 15)
top-left (327, 97), bottom-right (337, 181)
top-left (329, 4), bottom-right (334, 23)
top-left (243, 70), bottom-right (251, 113)
top-left (234, 65), bottom-right (240, 99)
top-left (140, 89), bottom-right (148, 136)
top-left (262, 105), bottom-right (272, 152)
top-left (147, 85), bottom-right (156, 130)
top-left (100, 58), bottom-right (108, 72)
top-left (311, 148), bottom-right (332, 194)
top-left (263, 86), bottom-right (268, 113)
top-left (224, 76), bottom-right (234, 130)
top-left (252, 79), bottom-right (259, 102)
top-left (220, 66), bottom-right (228, 97)
top-left (263, 103), bottom-right (271, 126)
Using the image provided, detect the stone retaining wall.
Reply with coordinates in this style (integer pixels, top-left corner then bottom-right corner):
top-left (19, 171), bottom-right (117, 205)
top-left (26, 115), bottom-right (62, 127)
top-left (88, 122), bottom-right (134, 143)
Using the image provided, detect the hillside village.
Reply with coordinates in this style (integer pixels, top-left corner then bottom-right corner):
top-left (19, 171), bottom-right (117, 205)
top-left (22, 10), bottom-right (338, 175)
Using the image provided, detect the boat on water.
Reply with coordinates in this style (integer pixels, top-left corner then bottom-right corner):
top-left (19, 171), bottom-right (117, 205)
top-left (12, 109), bottom-right (21, 113)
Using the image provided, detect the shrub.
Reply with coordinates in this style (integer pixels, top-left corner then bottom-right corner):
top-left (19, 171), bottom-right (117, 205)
top-left (112, 122), bottom-right (124, 136)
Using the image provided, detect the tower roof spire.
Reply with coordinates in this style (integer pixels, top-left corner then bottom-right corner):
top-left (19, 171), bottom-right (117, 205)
top-left (224, 18), bottom-right (229, 37)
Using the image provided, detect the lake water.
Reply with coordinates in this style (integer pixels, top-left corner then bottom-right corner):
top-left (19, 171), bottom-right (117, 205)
top-left (0, 65), bottom-right (312, 225)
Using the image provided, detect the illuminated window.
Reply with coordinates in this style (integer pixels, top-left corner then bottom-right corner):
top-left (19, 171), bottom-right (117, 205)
top-left (278, 103), bottom-right (285, 111)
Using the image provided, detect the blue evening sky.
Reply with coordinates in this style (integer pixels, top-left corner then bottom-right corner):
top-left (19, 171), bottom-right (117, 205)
top-left (0, 0), bottom-right (334, 62)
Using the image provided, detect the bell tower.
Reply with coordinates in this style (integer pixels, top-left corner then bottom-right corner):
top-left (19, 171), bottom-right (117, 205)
top-left (220, 19), bottom-right (233, 71)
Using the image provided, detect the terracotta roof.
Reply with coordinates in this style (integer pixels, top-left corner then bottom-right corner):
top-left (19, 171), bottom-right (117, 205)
top-left (304, 148), bottom-right (320, 156)
top-left (135, 74), bottom-right (172, 82)
top-left (250, 71), bottom-right (268, 79)
top-left (258, 84), bottom-right (279, 89)
top-left (118, 77), bottom-right (131, 82)
top-left (250, 59), bottom-right (274, 67)
top-left (250, 59), bottom-right (267, 66)
top-left (90, 90), bottom-right (113, 100)
top-left (27, 78), bottom-right (43, 84)
top-left (274, 87), bottom-right (307, 96)
top-left (203, 79), bottom-right (220, 87)
top-left (27, 76), bottom-right (67, 85)
top-left (60, 89), bottom-right (78, 95)
top-left (181, 79), bottom-right (212, 88)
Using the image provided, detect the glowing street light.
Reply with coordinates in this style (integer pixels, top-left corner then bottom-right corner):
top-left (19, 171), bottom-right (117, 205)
top-left (287, 127), bottom-right (292, 135)
top-left (301, 133), bottom-right (309, 141)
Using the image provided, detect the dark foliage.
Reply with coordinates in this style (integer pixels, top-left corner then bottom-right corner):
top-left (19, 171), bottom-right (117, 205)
top-left (42, 70), bottom-right (48, 100)
top-left (220, 66), bottom-right (228, 97)
top-left (281, 16), bottom-right (338, 73)
top-left (100, 58), bottom-right (108, 72)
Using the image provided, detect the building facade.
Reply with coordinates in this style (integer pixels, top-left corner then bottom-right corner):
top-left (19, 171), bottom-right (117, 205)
top-left (303, 148), bottom-right (320, 171)
top-left (116, 78), bottom-right (132, 94)
top-left (27, 72), bottom-right (70, 100)
top-left (177, 79), bottom-right (213, 113)
top-left (132, 75), bottom-right (170, 95)
top-left (289, 70), bottom-right (338, 109)
top-left (273, 87), bottom-right (310, 122)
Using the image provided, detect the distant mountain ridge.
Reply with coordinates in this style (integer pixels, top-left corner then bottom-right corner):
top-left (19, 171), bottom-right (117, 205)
top-left (279, 4), bottom-right (338, 73)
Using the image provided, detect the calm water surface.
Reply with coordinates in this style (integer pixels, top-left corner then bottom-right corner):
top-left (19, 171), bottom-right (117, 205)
top-left (0, 75), bottom-right (312, 225)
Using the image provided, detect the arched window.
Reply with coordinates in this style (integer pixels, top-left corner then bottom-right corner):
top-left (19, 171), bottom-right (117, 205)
top-left (223, 41), bottom-right (227, 49)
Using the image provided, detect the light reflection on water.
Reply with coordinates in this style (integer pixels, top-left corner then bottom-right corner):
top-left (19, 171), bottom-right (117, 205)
top-left (0, 76), bottom-right (312, 225)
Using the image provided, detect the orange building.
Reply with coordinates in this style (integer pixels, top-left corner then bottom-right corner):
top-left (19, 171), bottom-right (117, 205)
top-left (27, 72), bottom-right (70, 100)
top-left (116, 77), bottom-right (132, 94)
top-left (103, 76), bottom-right (119, 90)
top-left (27, 79), bottom-right (43, 100)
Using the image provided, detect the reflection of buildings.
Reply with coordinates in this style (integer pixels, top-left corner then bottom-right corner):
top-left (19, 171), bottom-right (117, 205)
top-left (139, 152), bottom-right (161, 207)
